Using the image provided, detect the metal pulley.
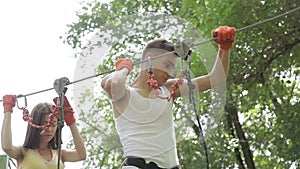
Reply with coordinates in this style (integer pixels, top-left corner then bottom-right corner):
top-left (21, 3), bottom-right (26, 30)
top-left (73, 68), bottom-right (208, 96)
top-left (174, 39), bottom-right (193, 60)
top-left (53, 77), bottom-right (70, 95)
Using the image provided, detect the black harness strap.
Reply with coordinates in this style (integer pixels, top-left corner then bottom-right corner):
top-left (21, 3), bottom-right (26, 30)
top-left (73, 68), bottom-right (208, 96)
top-left (124, 157), bottom-right (181, 169)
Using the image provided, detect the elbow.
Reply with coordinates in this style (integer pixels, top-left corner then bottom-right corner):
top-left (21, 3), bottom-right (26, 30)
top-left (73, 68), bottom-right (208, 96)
top-left (207, 72), bottom-right (227, 89)
top-left (101, 79), bottom-right (114, 99)
top-left (78, 145), bottom-right (87, 160)
top-left (196, 75), bottom-right (212, 92)
top-left (81, 150), bottom-right (87, 160)
top-left (101, 74), bottom-right (126, 101)
top-left (73, 148), bottom-right (87, 161)
top-left (101, 78), bottom-right (120, 93)
top-left (101, 78), bottom-right (111, 91)
top-left (81, 155), bottom-right (87, 161)
top-left (1, 139), bottom-right (11, 152)
top-left (79, 151), bottom-right (87, 161)
top-left (2, 145), bottom-right (11, 154)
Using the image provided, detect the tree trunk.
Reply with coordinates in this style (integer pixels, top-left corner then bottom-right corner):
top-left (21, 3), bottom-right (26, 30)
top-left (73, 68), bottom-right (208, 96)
top-left (225, 104), bottom-right (256, 169)
top-left (226, 113), bottom-right (246, 169)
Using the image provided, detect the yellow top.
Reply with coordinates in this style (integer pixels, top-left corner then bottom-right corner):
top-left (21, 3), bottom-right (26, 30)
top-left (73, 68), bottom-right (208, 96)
top-left (19, 149), bottom-right (64, 169)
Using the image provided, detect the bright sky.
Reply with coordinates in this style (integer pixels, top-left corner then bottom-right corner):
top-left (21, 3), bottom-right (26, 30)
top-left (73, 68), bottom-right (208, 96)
top-left (0, 0), bottom-right (88, 168)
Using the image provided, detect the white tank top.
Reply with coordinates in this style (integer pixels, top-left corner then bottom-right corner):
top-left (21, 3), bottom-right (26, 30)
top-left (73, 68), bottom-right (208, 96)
top-left (115, 86), bottom-right (179, 168)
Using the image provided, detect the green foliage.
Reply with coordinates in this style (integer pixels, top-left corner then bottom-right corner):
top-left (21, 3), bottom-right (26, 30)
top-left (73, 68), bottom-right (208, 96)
top-left (0, 155), bottom-right (8, 169)
top-left (63, 0), bottom-right (300, 168)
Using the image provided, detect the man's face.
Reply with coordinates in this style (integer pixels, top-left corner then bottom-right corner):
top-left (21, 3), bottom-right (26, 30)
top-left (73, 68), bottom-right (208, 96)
top-left (150, 50), bottom-right (178, 85)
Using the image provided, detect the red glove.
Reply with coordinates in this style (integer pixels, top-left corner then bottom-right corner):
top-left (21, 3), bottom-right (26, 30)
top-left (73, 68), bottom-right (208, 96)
top-left (53, 96), bottom-right (76, 126)
top-left (212, 26), bottom-right (236, 50)
top-left (115, 58), bottom-right (133, 74)
top-left (3, 95), bottom-right (16, 113)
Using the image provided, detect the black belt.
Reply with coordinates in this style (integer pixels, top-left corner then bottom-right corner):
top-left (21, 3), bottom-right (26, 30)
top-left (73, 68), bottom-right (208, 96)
top-left (124, 157), bottom-right (181, 169)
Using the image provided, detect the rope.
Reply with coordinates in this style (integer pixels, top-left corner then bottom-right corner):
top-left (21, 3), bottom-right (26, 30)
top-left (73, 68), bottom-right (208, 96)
top-left (22, 107), bottom-right (58, 133)
top-left (0, 6), bottom-right (298, 102)
top-left (185, 58), bottom-right (210, 169)
top-left (15, 94), bottom-right (60, 132)
top-left (147, 71), bottom-right (184, 101)
top-left (146, 55), bottom-right (185, 101)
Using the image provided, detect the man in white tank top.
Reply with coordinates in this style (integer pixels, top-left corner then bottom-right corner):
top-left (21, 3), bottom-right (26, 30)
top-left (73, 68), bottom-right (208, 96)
top-left (101, 26), bottom-right (236, 169)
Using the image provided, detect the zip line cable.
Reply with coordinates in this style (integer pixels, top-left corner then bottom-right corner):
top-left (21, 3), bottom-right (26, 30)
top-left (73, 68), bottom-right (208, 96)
top-left (192, 6), bottom-right (300, 47)
top-left (0, 6), bottom-right (299, 102)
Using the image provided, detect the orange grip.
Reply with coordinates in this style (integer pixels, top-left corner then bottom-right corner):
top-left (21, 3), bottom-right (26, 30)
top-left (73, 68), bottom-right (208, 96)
top-left (212, 26), bottom-right (236, 50)
top-left (115, 58), bottom-right (133, 74)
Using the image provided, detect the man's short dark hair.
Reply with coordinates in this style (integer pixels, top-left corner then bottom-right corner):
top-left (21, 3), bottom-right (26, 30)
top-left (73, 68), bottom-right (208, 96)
top-left (142, 39), bottom-right (175, 57)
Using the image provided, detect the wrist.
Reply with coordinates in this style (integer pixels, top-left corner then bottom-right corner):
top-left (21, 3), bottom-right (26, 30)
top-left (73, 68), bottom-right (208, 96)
top-left (4, 107), bottom-right (13, 113)
top-left (219, 43), bottom-right (233, 51)
top-left (118, 67), bottom-right (130, 75)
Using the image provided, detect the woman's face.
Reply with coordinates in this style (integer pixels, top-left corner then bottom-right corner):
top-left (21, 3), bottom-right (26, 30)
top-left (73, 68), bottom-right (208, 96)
top-left (40, 115), bottom-right (58, 143)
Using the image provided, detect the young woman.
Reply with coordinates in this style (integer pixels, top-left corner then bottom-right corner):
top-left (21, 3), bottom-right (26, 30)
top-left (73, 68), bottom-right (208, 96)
top-left (1, 95), bottom-right (86, 169)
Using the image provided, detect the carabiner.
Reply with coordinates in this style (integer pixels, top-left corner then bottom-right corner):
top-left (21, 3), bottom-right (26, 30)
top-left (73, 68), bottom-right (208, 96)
top-left (16, 95), bottom-right (27, 110)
